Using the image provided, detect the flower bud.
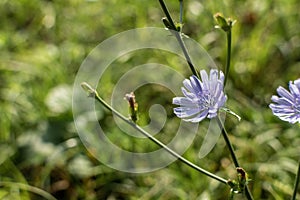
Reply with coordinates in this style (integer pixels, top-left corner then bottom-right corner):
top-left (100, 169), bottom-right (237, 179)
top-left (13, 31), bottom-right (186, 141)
top-left (214, 13), bottom-right (235, 32)
top-left (124, 92), bottom-right (138, 123)
top-left (81, 82), bottom-right (96, 97)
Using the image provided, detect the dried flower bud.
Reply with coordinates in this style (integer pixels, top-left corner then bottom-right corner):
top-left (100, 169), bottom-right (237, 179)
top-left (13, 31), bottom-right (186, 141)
top-left (124, 92), bottom-right (138, 123)
top-left (236, 167), bottom-right (248, 193)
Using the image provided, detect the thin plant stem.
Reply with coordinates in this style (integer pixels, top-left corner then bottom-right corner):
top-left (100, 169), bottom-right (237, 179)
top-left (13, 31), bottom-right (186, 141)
top-left (216, 116), bottom-right (240, 167)
top-left (159, 1), bottom-right (254, 198)
top-left (179, 0), bottom-right (183, 24)
top-left (158, 0), bottom-right (176, 29)
top-left (158, 0), bottom-right (199, 78)
top-left (81, 82), bottom-right (227, 184)
top-left (224, 30), bottom-right (231, 87)
top-left (291, 159), bottom-right (300, 200)
top-left (216, 16), bottom-right (254, 199)
top-left (216, 116), bottom-right (254, 200)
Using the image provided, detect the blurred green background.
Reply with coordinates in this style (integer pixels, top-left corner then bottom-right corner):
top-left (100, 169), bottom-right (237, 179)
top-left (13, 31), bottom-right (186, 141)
top-left (0, 0), bottom-right (299, 199)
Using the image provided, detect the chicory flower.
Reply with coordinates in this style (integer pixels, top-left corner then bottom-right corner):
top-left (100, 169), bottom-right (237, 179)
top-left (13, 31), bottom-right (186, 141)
top-left (173, 69), bottom-right (227, 122)
top-left (270, 79), bottom-right (300, 124)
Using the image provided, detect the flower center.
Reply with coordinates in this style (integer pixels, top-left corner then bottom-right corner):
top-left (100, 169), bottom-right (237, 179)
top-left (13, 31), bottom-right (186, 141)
top-left (197, 91), bottom-right (214, 109)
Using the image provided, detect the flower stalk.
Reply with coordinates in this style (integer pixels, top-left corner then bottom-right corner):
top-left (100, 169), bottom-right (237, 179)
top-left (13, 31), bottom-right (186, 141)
top-left (216, 116), bottom-right (254, 200)
top-left (81, 82), bottom-right (228, 185)
top-left (161, 2), bottom-right (254, 198)
top-left (179, 0), bottom-right (183, 24)
top-left (225, 30), bottom-right (231, 87)
top-left (158, 0), bottom-right (199, 78)
top-left (214, 13), bottom-right (235, 87)
top-left (214, 13), bottom-right (254, 199)
top-left (291, 159), bottom-right (300, 200)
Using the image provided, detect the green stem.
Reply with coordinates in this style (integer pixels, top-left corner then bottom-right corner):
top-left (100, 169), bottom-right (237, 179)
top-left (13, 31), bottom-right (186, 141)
top-left (224, 30), bottom-right (231, 87)
top-left (291, 159), bottom-right (300, 200)
top-left (179, 0), bottom-right (183, 24)
top-left (158, 0), bottom-right (176, 30)
top-left (175, 32), bottom-right (199, 77)
top-left (81, 83), bottom-right (227, 185)
top-left (216, 116), bottom-right (254, 200)
top-left (158, 0), bottom-right (199, 78)
top-left (216, 116), bottom-right (239, 167)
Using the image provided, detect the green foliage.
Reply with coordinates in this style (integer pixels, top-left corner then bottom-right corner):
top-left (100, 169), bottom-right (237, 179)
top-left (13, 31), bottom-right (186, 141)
top-left (0, 0), bottom-right (299, 199)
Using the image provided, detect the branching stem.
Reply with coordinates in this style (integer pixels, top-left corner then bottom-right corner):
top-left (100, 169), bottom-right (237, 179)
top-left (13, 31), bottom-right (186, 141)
top-left (216, 116), bottom-right (254, 200)
top-left (158, 0), bottom-right (199, 78)
top-left (81, 82), bottom-right (227, 184)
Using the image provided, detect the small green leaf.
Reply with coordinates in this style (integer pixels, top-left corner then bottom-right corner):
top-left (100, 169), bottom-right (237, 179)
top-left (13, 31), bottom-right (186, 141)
top-left (162, 17), bottom-right (172, 30)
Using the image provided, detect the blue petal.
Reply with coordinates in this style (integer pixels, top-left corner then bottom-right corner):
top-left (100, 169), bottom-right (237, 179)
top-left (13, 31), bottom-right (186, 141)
top-left (277, 87), bottom-right (294, 101)
top-left (181, 87), bottom-right (196, 99)
top-left (184, 109), bottom-right (209, 122)
top-left (271, 96), bottom-right (294, 106)
top-left (200, 70), bottom-right (209, 90)
top-left (289, 81), bottom-right (300, 97)
top-left (173, 97), bottom-right (194, 106)
top-left (174, 107), bottom-right (202, 118)
top-left (183, 78), bottom-right (194, 93)
top-left (190, 75), bottom-right (202, 94)
top-left (294, 79), bottom-right (300, 88)
top-left (219, 70), bottom-right (225, 84)
top-left (209, 69), bottom-right (218, 93)
top-left (213, 82), bottom-right (222, 100)
top-left (275, 114), bottom-right (298, 124)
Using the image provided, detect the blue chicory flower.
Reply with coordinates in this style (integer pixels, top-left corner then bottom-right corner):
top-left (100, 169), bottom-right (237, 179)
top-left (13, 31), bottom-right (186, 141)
top-left (173, 69), bottom-right (227, 122)
top-left (269, 79), bottom-right (300, 124)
